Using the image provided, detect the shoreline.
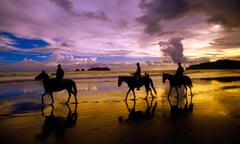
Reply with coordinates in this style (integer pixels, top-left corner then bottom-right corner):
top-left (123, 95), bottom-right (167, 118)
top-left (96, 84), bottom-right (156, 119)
top-left (0, 69), bottom-right (240, 83)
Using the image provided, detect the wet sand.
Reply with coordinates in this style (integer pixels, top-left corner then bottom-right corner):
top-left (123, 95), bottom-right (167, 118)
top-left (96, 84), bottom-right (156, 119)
top-left (0, 70), bottom-right (240, 144)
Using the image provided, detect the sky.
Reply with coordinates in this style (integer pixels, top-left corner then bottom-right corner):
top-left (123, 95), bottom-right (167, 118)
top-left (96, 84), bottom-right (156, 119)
top-left (0, 0), bottom-right (240, 71)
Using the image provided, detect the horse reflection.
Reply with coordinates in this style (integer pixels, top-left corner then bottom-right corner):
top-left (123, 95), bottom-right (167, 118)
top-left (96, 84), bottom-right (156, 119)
top-left (36, 104), bottom-right (78, 142)
top-left (168, 96), bottom-right (193, 118)
top-left (119, 99), bottom-right (157, 122)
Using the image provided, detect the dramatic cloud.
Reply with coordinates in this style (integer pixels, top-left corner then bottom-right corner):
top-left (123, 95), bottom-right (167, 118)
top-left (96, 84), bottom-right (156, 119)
top-left (198, 0), bottom-right (240, 28)
top-left (159, 37), bottom-right (185, 63)
top-left (137, 0), bottom-right (191, 34)
top-left (137, 0), bottom-right (240, 63)
top-left (50, 0), bottom-right (109, 20)
top-left (137, 0), bottom-right (240, 35)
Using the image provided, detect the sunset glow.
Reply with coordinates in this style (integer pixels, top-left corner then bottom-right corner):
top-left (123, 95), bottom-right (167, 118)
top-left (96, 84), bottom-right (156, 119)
top-left (0, 0), bottom-right (240, 71)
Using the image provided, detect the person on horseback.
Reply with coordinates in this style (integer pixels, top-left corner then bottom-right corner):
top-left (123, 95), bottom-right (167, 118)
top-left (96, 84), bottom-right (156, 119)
top-left (135, 62), bottom-right (141, 90)
top-left (56, 64), bottom-right (64, 81)
top-left (175, 62), bottom-right (184, 87)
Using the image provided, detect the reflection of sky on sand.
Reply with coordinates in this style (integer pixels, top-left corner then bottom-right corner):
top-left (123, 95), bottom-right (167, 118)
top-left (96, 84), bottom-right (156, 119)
top-left (0, 70), bottom-right (240, 143)
top-left (0, 82), bottom-right (41, 100)
top-left (189, 78), bottom-right (240, 119)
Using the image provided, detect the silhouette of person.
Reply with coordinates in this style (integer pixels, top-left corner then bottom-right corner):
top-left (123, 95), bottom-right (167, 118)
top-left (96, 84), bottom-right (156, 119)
top-left (56, 64), bottom-right (64, 81)
top-left (175, 62), bottom-right (184, 87)
top-left (135, 62), bottom-right (141, 90)
top-left (136, 62), bottom-right (141, 76)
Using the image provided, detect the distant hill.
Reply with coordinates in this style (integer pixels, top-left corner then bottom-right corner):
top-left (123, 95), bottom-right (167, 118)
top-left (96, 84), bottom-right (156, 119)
top-left (187, 60), bottom-right (240, 69)
top-left (88, 67), bottom-right (111, 71)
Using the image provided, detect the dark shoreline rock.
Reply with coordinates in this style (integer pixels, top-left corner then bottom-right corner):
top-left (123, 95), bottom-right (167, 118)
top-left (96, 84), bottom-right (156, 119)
top-left (187, 60), bottom-right (240, 69)
top-left (88, 67), bottom-right (111, 71)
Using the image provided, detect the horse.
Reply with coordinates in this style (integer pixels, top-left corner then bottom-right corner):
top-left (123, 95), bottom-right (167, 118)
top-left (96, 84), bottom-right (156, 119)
top-left (118, 74), bottom-right (157, 101)
top-left (162, 73), bottom-right (193, 103)
top-left (35, 71), bottom-right (78, 104)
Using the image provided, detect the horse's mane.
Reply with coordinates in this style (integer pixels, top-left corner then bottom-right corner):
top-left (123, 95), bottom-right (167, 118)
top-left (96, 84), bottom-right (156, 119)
top-left (42, 71), bottom-right (50, 79)
top-left (163, 73), bottom-right (174, 76)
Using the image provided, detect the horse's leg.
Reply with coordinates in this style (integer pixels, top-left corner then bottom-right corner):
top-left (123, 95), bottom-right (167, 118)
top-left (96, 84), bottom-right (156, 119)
top-left (184, 85), bottom-right (188, 96)
top-left (72, 82), bottom-right (78, 104)
top-left (50, 93), bottom-right (54, 104)
top-left (132, 89), bottom-right (136, 101)
top-left (189, 86), bottom-right (193, 96)
top-left (125, 88), bottom-right (131, 101)
top-left (41, 92), bottom-right (47, 104)
top-left (65, 89), bottom-right (72, 104)
top-left (184, 85), bottom-right (188, 104)
top-left (74, 93), bottom-right (78, 104)
top-left (145, 84), bottom-right (149, 99)
top-left (189, 86), bottom-right (193, 103)
top-left (175, 86), bottom-right (179, 97)
top-left (149, 88), bottom-right (154, 98)
top-left (167, 87), bottom-right (172, 98)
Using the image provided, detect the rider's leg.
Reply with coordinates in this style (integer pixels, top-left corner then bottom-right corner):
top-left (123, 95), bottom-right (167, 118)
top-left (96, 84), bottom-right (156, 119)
top-left (136, 76), bottom-right (140, 90)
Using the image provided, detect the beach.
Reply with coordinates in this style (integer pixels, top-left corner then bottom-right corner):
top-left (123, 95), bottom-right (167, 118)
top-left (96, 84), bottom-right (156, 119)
top-left (0, 70), bottom-right (240, 144)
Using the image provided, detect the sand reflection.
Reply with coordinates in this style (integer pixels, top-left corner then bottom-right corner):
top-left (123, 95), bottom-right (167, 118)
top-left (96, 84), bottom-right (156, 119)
top-left (36, 104), bottom-right (78, 143)
top-left (119, 98), bottom-right (157, 122)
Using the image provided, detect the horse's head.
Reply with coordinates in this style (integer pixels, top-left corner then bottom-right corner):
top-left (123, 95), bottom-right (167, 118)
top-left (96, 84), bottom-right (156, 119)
top-left (35, 71), bottom-right (50, 81)
top-left (162, 73), bottom-right (174, 84)
top-left (118, 76), bottom-right (123, 87)
top-left (162, 73), bottom-right (167, 83)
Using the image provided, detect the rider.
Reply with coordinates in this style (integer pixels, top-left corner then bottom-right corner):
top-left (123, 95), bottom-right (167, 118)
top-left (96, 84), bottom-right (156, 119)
top-left (56, 64), bottom-right (64, 81)
top-left (135, 62), bottom-right (141, 90)
top-left (175, 62), bottom-right (184, 87)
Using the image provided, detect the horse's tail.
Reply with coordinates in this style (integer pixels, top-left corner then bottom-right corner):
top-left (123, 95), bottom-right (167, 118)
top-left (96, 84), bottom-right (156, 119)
top-left (185, 76), bottom-right (193, 87)
top-left (190, 81), bottom-right (193, 87)
top-left (150, 80), bottom-right (157, 94)
top-left (72, 81), bottom-right (77, 96)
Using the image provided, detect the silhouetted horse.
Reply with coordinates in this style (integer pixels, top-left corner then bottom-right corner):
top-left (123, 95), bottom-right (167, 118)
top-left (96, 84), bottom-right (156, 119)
top-left (162, 73), bottom-right (193, 103)
top-left (35, 71), bottom-right (78, 104)
top-left (118, 75), bottom-right (157, 100)
top-left (36, 104), bottom-right (78, 142)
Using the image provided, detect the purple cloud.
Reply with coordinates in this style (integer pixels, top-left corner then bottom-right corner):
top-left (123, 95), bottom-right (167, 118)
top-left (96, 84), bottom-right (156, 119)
top-left (137, 0), bottom-right (240, 35)
top-left (159, 37), bottom-right (185, 63)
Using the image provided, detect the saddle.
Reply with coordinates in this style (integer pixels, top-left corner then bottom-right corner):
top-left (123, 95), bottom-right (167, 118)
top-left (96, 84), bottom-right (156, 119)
top-left (52, 78), bottom-right (64, 87)
top-left (175, 75), bottom-right (185, 86)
